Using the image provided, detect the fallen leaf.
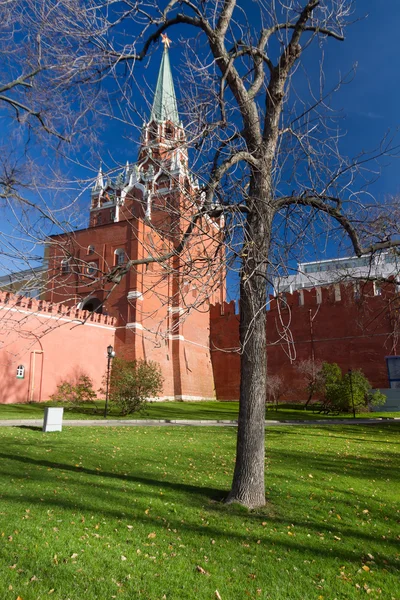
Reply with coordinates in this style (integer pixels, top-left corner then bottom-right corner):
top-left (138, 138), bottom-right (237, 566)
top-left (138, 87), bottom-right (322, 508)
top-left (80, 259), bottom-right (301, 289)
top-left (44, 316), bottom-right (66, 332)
top-left (215, 591), bottom-right (222, 600)
top-left (148, 532), bottom-right (156, 539)
top-left (70, 553), bottom-right (78, 560)
top-left (362, 565), bottom-right (370, 572)
top-left (308, 474), bottom-right (313, 478)
top-left (29, 576), bottom-right (38, 582)
top-left (127, 525), bottom-right (133, 530)
top-left (121, 556), bottom-right (127, 561)
top-left (196, 565), bottom-right (209, 576)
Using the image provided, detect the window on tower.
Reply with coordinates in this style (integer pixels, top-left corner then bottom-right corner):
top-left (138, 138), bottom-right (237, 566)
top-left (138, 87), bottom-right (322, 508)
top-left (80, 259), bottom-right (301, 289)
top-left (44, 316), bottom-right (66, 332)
top-left (114, 248), bottom-right (126, 266)
top-left (85, 261), bottom-right (98, 277)
top-left (165, 123), bottom-right (174, 139)
top-left (149, 122), bottom-right (158, 141)
top-left (61, 258), bottom-right (71, 275)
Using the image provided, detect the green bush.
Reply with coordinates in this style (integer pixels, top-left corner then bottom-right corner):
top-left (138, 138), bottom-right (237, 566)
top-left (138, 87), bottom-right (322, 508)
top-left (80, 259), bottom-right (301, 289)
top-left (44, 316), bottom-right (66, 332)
top-left (109, 358), bottom-right (163, 415)
top-left (318, 362), bottom-right (386, 414)
top-left (50, 373), bottom-right (97, 406)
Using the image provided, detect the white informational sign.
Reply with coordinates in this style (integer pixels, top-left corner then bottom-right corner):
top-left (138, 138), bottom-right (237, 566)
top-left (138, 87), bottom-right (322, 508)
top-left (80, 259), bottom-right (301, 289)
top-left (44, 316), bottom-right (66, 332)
top-left (43, 407), bottom-right (64, 432)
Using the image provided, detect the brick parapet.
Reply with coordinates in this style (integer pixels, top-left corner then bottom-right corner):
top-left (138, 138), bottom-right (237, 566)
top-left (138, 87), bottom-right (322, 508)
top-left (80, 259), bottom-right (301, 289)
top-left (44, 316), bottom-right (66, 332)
top-left (210, 300), bottom-right (237, 319)
top-left (0, 290), bottom-right (116, 327)
top-left (210, 282), bottom-right (398, 401)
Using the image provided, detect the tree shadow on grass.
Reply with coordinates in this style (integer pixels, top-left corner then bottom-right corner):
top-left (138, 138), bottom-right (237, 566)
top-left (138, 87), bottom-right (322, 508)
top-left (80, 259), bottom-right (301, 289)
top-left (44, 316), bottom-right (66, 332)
top-left (0, 441), bottom-right (398, 572)
top-left (266, 423), bottom-right (400, 442)
top-left (0, 483), bottom-right (398, 572)
top-left (0, 450), bottom-right (227, 504)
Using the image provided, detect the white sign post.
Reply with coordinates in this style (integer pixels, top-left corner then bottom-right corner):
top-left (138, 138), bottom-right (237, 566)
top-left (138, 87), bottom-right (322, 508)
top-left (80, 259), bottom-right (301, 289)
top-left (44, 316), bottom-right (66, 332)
top-left (43, 407), bottom-right (64, 432)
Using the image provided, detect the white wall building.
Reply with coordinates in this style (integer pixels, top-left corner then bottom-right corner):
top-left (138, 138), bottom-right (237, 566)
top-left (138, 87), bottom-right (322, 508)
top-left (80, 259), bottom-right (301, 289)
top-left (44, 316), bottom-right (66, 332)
top-left (273, 252), bottom-right (400, 295)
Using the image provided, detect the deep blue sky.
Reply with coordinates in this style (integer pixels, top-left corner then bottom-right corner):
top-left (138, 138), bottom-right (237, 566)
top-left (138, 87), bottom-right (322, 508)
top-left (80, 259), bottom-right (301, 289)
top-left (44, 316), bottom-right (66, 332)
top-left (2, 0), bottom-right (400, 280)
top-left (99, 0), bottom-right (400, 198)
top-left (320, 0), bottom-right (400, 200)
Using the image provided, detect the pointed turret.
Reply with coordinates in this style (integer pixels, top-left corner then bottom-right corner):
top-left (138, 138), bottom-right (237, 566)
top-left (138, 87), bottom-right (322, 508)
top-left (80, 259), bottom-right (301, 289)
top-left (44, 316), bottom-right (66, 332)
top-left (93, 164), bottom-right (104, 192)
top-left (150, 34), bottom-right (179, 125)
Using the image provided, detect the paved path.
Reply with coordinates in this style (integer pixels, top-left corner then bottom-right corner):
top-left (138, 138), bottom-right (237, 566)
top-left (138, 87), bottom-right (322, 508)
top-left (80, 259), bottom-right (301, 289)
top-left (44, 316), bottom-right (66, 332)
top-left (0, 417), bottom-right (398, 428)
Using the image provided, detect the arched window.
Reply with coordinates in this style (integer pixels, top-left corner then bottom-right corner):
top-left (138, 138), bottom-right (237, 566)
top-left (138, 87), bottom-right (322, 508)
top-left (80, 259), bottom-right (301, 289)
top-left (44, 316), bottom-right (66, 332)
top-left (114, 248), bottom-right (126, 266)
top-left (61, 259), bottom-right (70, 275)
top-left (149, 122), bottom-right (158, 140)
top-left (165, 123), bottom-right (174, 139)
top-left (87, 245), bottom-right (95, 255)
top-left (16, 365), bottom-right (25, 379)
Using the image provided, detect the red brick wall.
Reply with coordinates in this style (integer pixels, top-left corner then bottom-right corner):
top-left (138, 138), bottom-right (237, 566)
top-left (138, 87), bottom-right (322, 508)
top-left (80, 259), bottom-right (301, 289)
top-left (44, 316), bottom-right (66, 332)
top-left (210, 282), bottom-right (398, 401)
top-left (0, 292), bottom-right (116, 403)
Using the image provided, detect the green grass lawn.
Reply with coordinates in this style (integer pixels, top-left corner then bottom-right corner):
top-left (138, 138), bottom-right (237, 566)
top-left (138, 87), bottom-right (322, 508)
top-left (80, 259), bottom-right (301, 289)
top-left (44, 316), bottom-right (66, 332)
top-left (0, 424), bottom-right (398, 599)
top-left (0, 400), bottom-right (398, 421)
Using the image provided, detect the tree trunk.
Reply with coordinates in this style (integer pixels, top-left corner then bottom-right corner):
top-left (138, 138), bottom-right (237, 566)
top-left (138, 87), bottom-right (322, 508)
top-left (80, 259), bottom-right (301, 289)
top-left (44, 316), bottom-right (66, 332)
top-left (226, 178), bottom-right (271, 509)
top-left (304, 388), bottom-right (314, 409)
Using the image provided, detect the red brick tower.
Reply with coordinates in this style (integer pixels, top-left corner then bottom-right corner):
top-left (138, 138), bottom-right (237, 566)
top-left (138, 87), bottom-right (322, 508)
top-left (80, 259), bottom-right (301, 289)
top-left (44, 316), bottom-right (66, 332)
top-left (46, 37), bottom-right (225, 399)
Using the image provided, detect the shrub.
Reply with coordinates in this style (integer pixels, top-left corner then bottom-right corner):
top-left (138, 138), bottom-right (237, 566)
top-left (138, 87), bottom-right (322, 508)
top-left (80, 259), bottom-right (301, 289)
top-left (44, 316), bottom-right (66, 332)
top-left (318, 362), bottom-right (386, 414)
top-left (50, 373), bottom-right (97, 406)
top-left (108, 358), bottom-right (163, 415)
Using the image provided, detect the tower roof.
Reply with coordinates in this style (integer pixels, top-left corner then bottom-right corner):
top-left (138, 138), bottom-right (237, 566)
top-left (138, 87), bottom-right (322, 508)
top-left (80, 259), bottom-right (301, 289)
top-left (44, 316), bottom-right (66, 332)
top-left (150, 37), bottom-right (179, 125)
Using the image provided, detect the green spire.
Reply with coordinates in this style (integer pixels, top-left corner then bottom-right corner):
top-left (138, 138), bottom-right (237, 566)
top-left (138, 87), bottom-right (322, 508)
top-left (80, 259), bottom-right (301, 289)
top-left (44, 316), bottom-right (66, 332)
top-left (150, 38), bottom-right (179, 124)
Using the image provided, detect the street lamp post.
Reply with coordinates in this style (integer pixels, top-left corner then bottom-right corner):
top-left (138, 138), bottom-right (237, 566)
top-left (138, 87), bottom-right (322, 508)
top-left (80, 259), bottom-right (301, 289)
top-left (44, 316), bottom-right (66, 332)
top-left (348, 368), bottom-right (356, 419)
top-left (104, 344), bottom-right (116, 419)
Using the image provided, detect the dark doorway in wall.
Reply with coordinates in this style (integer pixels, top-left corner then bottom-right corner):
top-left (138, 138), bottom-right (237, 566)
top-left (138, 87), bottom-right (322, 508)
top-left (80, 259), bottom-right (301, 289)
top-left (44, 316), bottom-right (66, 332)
top-left (81, 297), bottom-right (103, 314)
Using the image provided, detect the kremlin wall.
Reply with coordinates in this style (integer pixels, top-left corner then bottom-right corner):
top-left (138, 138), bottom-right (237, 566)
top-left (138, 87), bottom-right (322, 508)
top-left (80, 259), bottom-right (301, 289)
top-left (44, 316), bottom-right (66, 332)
top-left (211, 281), bottom-right (398, 401)
top-left (0, 291), bottom-right (115, 404)
top-left (0, 281), bottom-right (397, 404)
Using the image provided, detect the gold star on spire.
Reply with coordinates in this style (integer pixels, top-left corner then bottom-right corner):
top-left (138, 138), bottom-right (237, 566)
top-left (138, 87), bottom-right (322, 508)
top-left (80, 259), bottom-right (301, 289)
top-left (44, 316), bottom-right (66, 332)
top-left (161, 33), bottom-right (171, 49)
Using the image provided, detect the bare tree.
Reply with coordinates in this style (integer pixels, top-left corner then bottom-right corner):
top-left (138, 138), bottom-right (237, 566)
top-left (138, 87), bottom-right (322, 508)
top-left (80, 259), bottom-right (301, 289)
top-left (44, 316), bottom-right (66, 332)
top-left (296, 358), bottom-right (324, 408)
top-left (265, 374), bottom-right (285, 410)
top-left (99, 0), bottom-right (400, 508)
top-left (2, 0), bottom-right (400, 509)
